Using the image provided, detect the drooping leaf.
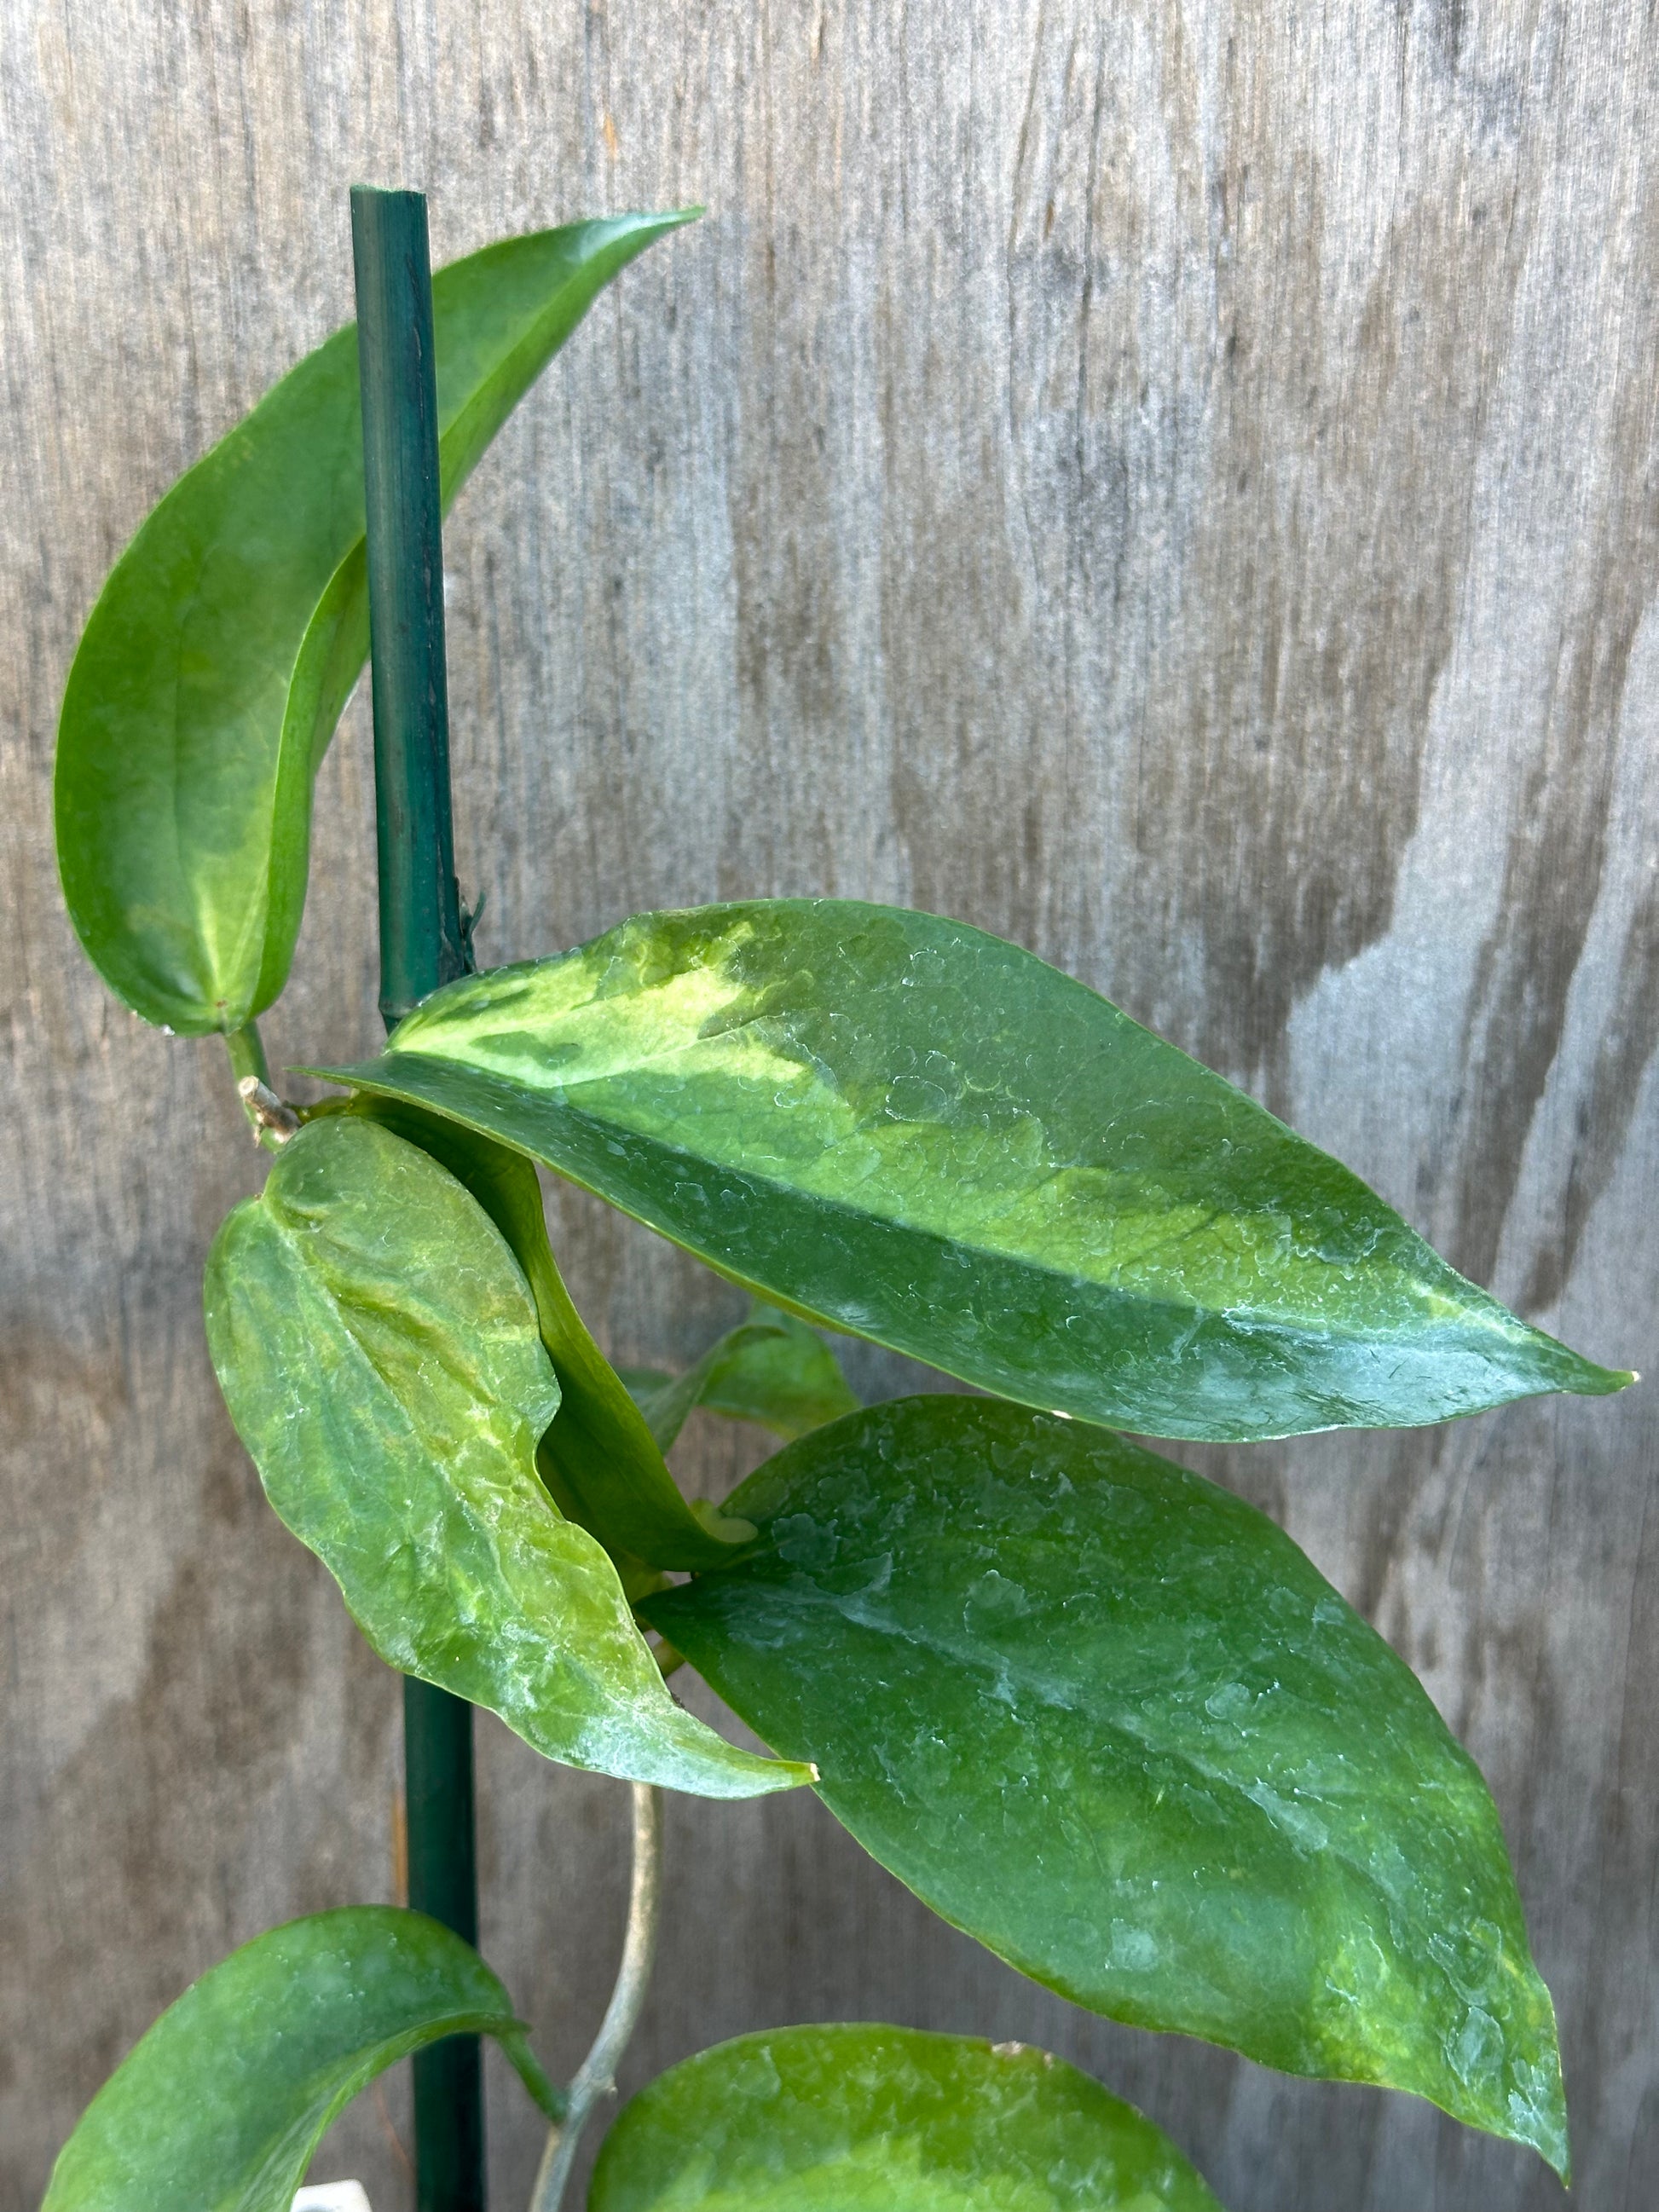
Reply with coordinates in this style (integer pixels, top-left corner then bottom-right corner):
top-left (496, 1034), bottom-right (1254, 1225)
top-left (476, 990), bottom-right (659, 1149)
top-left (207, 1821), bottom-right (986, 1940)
top-left (637, 1302), bottom-right (861, 1452)
top-left (646, 1395), bottom-right (1569, 2174)
top-left (56, 213), bottom-right (691, 1037)
top-left (43, 1907), bottom-right (557, 2212)
top-left (313, 901), bottom-right (1629, 1442)
top-left (587, 2024), bottom-right (1223, 2211)
top-left (203, 1114), bottom-right (806, 1799)
top-left (349, 1095), bottom-right (753, 1568)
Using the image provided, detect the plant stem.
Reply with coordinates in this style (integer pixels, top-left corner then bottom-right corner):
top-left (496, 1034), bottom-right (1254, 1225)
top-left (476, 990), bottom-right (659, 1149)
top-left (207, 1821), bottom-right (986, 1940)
top-left (223, 1020), bottom-right (289, 1151)
top-left (352, 182), bottom-right (483, 2212)
top-left (223, 1019), bottom-right (272, 1089)
top-left (530, 1785), bottom-right (664, 2212)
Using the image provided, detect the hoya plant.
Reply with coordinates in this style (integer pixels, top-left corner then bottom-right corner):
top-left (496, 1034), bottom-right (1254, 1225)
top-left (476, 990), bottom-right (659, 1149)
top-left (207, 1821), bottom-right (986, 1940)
top-left (45, 188), bottom-right (1630, 2212)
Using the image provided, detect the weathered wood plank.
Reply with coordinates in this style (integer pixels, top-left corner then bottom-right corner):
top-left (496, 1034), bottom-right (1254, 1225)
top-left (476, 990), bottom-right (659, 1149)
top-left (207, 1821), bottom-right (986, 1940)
top-left (2, 2), bottom-right (1655, 2205)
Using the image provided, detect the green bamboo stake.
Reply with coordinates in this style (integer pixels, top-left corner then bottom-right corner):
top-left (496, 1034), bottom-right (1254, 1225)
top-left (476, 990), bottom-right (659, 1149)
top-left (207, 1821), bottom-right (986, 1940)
top-left (351, 182), bottom-right (485, 2212)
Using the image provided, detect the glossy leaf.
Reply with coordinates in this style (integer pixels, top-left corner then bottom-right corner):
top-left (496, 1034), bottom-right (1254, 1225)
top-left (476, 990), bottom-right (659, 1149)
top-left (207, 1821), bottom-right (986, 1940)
top-left (588, 2024), bottom-right (1222, 2211)
top-left (56, 213), bottom-right (690, 1037)
top-left (314, 901), bottom-right (1629, 1441)
top-left (637, 1302), bottom-right (861, 1452)
top-left (43, 1907), bottom-right (556, 2212)
top-left (204, 1114), bottom-right (806, 1798)
top-left (350, 1095), bottom-right (754, 1568)
top-left (647, 1396), bottom-right (1569, 2173)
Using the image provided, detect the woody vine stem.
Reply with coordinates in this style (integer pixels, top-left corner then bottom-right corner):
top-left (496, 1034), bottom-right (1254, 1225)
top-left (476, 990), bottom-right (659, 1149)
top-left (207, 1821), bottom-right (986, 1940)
top-left (532, 1788), bottom-right (664, 2211)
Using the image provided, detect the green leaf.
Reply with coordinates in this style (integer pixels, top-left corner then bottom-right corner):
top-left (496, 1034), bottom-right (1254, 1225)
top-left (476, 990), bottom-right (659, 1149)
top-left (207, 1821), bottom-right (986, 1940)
top-left (587, 2024), bottom-right (1223, 2211)
top-left (43, 1906), bottom-right (557, 2212)
top-left (645, 1395), bottom-right (1569, 2174)
top-left (349, 1095), bottom-right (754, 1568)
top-left (311, 901), bottom-right (1629, 1442)
top-left (619, 1365), bottom-right (676, 1403)
top-left (203, 1114), bottom-right (807, 1799)
top-left (638, 1302), bottom-right (861, 1451)
top-left (56, 214), bottom-right (691, 1037)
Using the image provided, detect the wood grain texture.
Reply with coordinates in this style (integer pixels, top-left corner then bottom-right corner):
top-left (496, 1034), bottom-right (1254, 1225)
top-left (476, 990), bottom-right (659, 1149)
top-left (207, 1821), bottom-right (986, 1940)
top-left (3, 1), bottom-right (1656, 2205)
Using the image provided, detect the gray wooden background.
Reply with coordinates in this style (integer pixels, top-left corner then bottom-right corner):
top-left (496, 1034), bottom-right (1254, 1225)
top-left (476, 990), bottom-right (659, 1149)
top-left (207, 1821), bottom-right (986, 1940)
top-left (3, 1), bottom-right (1656, 2206)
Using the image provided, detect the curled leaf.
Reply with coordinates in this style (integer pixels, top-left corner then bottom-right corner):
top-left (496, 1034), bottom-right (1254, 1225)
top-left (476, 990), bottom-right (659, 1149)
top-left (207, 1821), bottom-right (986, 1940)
top-left (205, 1114), bottom-right (807, 1799)
top-left (57, 215), bottom-right (691, 1035)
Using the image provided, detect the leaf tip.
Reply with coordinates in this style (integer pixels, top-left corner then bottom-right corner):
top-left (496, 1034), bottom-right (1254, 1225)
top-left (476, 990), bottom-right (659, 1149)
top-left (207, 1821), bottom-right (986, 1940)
top-left (1580, 1360), bottom-right (1639, 1398)
top-left (1537, 2118), bottom-right (1572, 2188)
